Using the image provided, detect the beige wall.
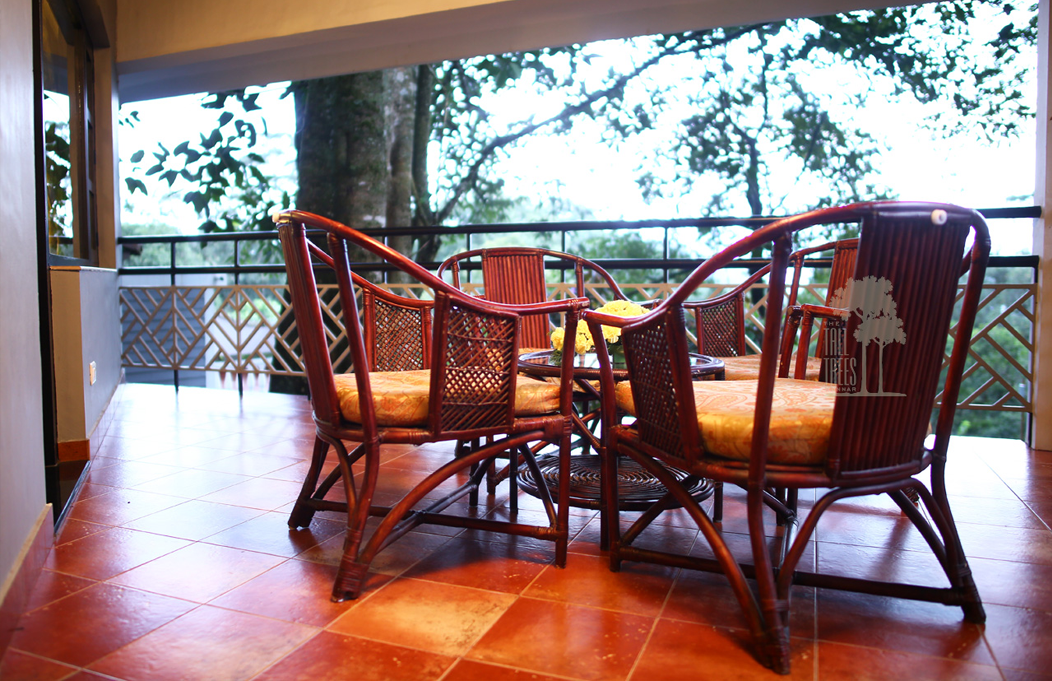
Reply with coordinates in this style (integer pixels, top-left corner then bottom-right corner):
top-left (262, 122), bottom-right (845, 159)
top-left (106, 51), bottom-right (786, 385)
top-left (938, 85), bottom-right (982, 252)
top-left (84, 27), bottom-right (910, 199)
top-left (115, 0), bottom-right (905, 101)
top-left (0, 0), bottom-right (120, 593)
top-left (0, 0), bottom-right (50, 587)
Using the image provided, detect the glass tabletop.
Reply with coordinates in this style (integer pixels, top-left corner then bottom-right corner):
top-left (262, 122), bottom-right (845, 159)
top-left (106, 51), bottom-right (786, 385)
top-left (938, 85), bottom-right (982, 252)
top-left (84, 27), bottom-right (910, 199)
top-left (518, 349), bottom-right (723, 379)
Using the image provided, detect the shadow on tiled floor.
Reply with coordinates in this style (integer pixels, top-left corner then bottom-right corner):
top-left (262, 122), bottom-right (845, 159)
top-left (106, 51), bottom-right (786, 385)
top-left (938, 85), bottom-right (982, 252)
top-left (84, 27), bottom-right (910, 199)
top-left (2, 384), bottom-right (1050, 680)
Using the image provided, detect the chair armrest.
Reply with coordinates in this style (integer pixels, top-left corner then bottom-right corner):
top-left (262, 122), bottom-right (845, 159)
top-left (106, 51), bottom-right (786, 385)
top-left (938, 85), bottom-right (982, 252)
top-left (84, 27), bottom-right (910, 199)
top-left (353, 273), bottom-right (434, 310)
top-left (681, 262), bottom-right (773, 312)
top-left (794, 304), bottom-right (849, 380)
top-left (798, 304), bottom-right (850, 319)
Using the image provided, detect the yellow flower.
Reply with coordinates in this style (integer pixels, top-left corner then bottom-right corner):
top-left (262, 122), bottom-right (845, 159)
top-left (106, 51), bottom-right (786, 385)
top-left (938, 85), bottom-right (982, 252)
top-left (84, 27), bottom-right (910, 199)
top-left (595, 300), bottom-right (648, 317)
top-left (549, 301), bottom-right (646, 355)
top-left (594, 300), bottom-right (647, 344)
top-left (573, 328), bottom-right (594, 354)
top-left (550, 327), bottom-right (565, 351)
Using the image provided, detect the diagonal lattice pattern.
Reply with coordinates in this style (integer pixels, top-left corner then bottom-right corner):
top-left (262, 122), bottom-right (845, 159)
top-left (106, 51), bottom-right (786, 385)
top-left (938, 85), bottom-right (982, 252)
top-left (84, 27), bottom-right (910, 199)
top-left (936, 282), bottom-right (1034, 413)
top-left (373, 299), bottom-right (429, 371)
top-left (695, 296), bottom-right (745, 357)
top-left (121, 284), bottom-right (351, 376)
top-left (622, 317), bottom-right (685, 462)
top-left (438, 302), bottom-right (517, 433)
top-left (120, 278), bottom-right (1035, 422)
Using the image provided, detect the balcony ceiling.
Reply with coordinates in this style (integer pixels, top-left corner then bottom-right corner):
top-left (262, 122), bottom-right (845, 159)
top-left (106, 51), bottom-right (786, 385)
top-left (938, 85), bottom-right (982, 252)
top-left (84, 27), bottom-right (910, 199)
top-left (116, 0), bottom-right (915, 101)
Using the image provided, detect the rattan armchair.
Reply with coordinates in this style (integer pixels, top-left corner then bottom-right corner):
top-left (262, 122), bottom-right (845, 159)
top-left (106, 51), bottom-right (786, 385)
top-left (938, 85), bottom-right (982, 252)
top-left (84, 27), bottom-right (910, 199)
top-left (438, 247), bottom-right (642, 497)
top-left (275, 210), bottom-right (587, 601)
top-left (285, 262), bottom-right (434, 531)
top-left (437, 246), bottom-right (639, 349)
top-left (586, 202), bottom-right (988, 674)
top-left (685, 239), bottom-right (858, 380)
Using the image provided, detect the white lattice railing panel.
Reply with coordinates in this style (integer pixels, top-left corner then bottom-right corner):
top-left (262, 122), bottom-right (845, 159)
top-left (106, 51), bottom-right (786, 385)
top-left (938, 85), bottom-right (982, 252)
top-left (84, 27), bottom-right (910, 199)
top-left (122, 284), bottom-right (340, 376)
top-left (120, 277), bottom-right (1036, 416)
top-left (936, 282), bottom-right (1035, 412)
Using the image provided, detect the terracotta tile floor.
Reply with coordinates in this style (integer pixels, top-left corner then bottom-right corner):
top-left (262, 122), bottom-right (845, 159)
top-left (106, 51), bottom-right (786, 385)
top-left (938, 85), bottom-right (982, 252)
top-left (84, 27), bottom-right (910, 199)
top-left (4, 383), bottom-right (1052, 680)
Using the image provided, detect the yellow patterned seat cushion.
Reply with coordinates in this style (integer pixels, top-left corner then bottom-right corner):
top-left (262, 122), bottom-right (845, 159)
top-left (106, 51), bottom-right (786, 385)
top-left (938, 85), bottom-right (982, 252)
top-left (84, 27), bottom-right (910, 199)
top-left (615, 378), bottom-right (836, 465)
top-left (334, 371), bottom-right (562, 427)
top-left (719, 354), bottom-right (822, 381)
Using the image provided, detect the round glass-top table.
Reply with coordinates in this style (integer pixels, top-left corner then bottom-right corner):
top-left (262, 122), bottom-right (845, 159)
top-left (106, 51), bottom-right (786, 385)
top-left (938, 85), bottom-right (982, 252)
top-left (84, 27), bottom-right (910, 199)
top-left (517, 349), bottom-right (725, 382)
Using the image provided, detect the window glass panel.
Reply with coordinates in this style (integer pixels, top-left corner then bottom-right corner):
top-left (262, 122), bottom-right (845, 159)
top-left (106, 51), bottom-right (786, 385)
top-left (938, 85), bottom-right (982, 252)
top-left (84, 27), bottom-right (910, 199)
top-left (41, 0), bottom-right (74, 257)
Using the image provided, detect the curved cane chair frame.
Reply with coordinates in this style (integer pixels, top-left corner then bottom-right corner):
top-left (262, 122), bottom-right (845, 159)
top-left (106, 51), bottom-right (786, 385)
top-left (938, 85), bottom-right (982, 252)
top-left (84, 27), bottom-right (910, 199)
top-left (438, 246), bottom-right (642, 498)
top-left (437, 246), bottom-right (638, 349)
top-left (685, 239), bottom-right (859, 373)
top-left (275, 210), bottom-right (587, 602)
top-left (283, 247), bottom-right (435, 526)
top-left (586, 202), bottom-right (989, 674)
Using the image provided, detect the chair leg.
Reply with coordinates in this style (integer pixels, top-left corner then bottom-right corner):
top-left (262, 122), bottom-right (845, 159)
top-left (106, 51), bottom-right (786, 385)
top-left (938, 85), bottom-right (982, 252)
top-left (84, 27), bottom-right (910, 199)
top-left (712, 481), bottom-right (724, 522)
top-left (469, 460), bottom-right (481, 507)
top-left (330, 440), bottom-right (377, 602)
top-left (911, 484), bottom-right (986, 623)
top-left (288, 436), bottom-right (329, 529)
top-left (485, 458), bottom-right (498, 495)
top-left (600, 443), bottom-right (613, 562)
top-left (332, 535), bottom-right (370, 602)
top-left (747, 484), bottom-right (792, 675)
top-left (555, 432), bottom-right (571, 569)
top-left (509, 445), bottom-right (521, 514)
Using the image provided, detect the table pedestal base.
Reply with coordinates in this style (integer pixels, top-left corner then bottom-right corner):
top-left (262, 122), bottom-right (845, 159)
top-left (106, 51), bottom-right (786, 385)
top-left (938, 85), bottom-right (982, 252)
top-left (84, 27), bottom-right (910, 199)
top-left (518, 455), bottom-right (714, 511)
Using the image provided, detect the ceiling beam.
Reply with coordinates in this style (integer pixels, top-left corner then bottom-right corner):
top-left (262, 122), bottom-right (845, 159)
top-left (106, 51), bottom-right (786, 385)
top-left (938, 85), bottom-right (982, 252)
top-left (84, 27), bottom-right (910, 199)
top-left (117, 0), bottom-right (908, 101)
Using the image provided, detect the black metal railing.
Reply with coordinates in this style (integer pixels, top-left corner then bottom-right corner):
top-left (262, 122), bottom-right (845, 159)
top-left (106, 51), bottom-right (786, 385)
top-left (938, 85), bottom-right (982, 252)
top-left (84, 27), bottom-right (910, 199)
top-left (117, 206), bottom-right (1042, 280)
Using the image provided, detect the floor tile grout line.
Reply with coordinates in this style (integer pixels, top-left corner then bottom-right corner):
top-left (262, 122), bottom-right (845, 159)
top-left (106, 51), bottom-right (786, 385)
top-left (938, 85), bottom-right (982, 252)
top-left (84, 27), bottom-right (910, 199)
top-left (622, 529), bottom-right (700, 681)
top-left (17, 576), bottom-right (101, 616)
top-left (971, 449), bottom-right (1052, 532)
top-left (805, 636), bottom-right (1005, 673)
top-left (30, 387), bottom-right (1052, 680)
top-left (81, 600), bottom-right (314, 681)
top-left (440, 657), bottom-right (590, 681)
top-left (21, 600), bottom-right (210, 675)
top-left (2, 646), bottom-right (82, 672)
top-left (244, 628), bottom-right (328, 681)
top-left (420, 555), bottom-right (567, 681)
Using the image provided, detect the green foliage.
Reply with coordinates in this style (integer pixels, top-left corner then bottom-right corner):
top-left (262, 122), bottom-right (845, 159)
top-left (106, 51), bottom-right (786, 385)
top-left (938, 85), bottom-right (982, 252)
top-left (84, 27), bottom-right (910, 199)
top-left (123, 89), bottom-right (292, 243)
top-left (569, 230), bottom-right (688, 291)
top-left (805, 3), bottom-right (1035, 138)
top-left (44, 120), bottom-right (73, 254)
top-left (119, 222), bottom-right (251, 269)
top-left (428, 48), bottom-right (585, 224)
top-left (624, 2), bottom-right (1035, 229)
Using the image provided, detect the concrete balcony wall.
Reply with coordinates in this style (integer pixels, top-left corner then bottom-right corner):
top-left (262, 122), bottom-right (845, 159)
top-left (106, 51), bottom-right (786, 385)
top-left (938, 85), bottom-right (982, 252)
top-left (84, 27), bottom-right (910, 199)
top-left (50, 267), bottom-right (123, 460)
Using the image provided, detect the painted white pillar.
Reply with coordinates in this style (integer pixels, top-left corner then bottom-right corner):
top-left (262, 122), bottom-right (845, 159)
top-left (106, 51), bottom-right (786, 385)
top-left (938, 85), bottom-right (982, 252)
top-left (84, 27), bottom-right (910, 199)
top-left (1032, 0), bottom-right (1052, 449)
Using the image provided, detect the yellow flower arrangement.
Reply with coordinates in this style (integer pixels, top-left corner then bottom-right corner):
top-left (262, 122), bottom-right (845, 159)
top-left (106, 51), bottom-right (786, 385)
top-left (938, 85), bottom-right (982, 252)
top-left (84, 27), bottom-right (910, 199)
top-left (550, 300), bottom-right (648, 355)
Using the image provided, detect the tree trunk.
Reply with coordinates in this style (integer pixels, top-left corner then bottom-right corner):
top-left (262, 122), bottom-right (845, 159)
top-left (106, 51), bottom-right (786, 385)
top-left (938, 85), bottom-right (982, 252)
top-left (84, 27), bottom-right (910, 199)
top-left (294, 72), bottom-right (390, 257)
top-left (272, 72), bottom-right (393, 394)
top-left (412, 65), bottom-right (441, 265)
top-left (385, 66), bottom-right (417, 274)
top-left (742, 129), bottom-right (767, 316)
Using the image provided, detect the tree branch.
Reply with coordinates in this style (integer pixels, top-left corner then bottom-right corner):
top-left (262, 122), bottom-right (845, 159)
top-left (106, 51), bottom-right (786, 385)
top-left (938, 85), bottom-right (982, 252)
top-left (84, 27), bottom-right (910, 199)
top-left (434, 40), bottom-right (696, 224)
